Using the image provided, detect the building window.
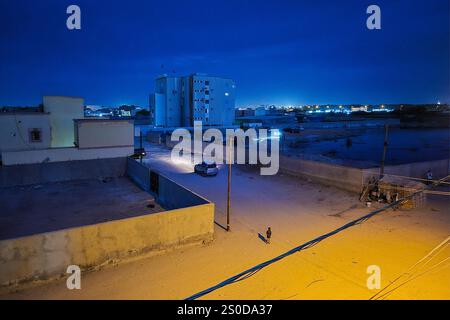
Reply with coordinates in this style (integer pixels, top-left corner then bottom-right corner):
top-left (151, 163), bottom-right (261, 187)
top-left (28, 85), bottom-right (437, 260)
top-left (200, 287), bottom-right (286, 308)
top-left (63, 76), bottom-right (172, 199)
top-left (205, 81), bottom-right (210, 85)
top-left (29, 128), bottom-right (42, 143)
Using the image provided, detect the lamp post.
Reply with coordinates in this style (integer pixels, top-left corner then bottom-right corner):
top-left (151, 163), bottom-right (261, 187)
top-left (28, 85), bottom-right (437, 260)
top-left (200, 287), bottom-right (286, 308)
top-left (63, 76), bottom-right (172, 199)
top-left (227, 136), bottom-right (232, 231)
top-left (139, 130), bottom-right (143, 164)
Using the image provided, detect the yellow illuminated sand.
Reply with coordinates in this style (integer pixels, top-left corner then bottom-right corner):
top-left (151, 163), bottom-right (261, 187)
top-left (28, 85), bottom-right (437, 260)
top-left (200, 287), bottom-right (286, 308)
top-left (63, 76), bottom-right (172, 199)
top-left (1, 145), bottom-right (448, 300)
top-left (2, 190), bottom-right (448, 300)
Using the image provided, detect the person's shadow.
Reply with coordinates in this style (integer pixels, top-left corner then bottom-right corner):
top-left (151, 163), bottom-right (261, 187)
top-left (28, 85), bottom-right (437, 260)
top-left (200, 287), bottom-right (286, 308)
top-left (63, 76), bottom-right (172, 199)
top-left (258, 233), bottom-right (268, 244)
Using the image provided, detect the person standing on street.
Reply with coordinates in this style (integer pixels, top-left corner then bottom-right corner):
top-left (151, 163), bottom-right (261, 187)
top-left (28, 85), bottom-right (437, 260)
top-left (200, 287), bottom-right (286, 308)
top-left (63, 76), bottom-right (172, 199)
top-left (266, 227), bottom-right (272, 244)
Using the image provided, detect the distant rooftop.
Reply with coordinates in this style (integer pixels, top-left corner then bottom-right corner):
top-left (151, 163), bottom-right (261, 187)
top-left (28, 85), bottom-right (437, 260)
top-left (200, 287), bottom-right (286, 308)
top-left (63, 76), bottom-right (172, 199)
top-left (73, 118), bottom-right (134, 123)
top-left (0, 111), bottom-right (48, 116)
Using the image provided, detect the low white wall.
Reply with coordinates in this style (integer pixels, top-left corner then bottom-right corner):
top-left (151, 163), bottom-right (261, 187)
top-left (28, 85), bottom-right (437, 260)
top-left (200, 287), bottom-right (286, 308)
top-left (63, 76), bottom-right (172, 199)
top-left (2, 146), bottom-right (134, 166)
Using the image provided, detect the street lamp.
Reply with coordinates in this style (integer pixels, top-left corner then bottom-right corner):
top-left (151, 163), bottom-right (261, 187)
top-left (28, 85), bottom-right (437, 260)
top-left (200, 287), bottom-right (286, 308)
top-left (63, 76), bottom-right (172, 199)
top-left (227, 136), bottom-right (232, 231)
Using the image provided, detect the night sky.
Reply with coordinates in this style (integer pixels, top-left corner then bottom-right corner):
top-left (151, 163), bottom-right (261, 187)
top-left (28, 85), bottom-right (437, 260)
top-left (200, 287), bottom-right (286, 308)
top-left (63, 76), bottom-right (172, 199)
top-left (0, 0), bottom-right (449, 107)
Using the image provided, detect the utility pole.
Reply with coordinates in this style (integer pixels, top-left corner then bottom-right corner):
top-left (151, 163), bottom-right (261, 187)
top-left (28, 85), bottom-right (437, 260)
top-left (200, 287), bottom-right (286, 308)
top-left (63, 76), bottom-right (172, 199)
top-left (227, 137), bottom-right (232, 232)
top-left (379, 124), bottom-right (389, 179)
top-left (139, 130), bottom-right (143, 164)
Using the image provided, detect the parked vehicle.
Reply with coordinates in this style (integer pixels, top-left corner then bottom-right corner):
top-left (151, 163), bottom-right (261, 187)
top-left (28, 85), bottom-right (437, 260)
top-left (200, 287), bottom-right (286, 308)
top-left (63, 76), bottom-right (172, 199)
top-left (194, 161), bottom-right (218, 176)
top-left (131, 148), bottom-right (146, 159)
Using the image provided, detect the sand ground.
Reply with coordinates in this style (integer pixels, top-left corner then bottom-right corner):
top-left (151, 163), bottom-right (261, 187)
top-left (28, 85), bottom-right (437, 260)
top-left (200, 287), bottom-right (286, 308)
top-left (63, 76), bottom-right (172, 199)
top-left (1, 143), bottom-right (449, 299)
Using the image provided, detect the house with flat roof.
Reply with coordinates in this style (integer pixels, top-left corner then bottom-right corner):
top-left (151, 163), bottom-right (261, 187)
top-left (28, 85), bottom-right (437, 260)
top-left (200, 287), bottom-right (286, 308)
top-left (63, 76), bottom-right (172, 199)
top-left (0, 96), bottom-right (134, 166)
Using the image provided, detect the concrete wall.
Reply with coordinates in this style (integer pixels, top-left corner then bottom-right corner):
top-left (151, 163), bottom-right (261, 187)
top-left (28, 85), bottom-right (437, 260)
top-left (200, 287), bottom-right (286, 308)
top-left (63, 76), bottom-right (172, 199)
top-left (1, 146), bottom-right (133, 166)
top-left (74, 120), bottom-right (134, 149)
top-left (363, 158), bottom-right (450, 182)
top-left (280, 155), bottom-right (450, 194)
top-left (0, 157), bottom-right (127, 188)
top-left (127, 157), bottom-right (210, 210)
top-left (300, 118), bottom-right (400, 129)
top-left (279, 155), bottom-right (364, 193)
top-left (0, 113), bottom-right (51, 153)
top-left (0, 201), bottom-right (214, 286)
top-left (158, 174), bottom-right (209, 210)
top-left (126, 156), bottom-right (152, 191)
top-left (147, 131), bottom-right (164, 144)
top-left (43, 96), bottom-right (84, 148)
top-left (384, 158), bottom-right (450, 180)
top-left (0, 157), bottom-right (214, 287)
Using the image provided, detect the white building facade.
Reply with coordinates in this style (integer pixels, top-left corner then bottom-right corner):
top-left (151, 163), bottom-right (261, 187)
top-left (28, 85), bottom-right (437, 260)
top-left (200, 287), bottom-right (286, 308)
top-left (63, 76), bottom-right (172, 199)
top-left (0, 113), bottom-right (51, 152)
top-left (151, 76), bottom-right (182, 127)
top-left (43, 96), bottom-right (85, 147)
top-left (0, 96), bottom-right (134, 166)
top-left (149, 73), bottom-right (236, 127)
top-left (0, 96), bottom-right (84, 154)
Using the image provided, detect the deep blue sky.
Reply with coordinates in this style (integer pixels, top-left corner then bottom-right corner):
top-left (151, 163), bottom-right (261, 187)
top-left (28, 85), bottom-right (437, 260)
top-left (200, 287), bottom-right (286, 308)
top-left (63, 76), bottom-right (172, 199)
top-left (0, 0), bottom-right (449, 107)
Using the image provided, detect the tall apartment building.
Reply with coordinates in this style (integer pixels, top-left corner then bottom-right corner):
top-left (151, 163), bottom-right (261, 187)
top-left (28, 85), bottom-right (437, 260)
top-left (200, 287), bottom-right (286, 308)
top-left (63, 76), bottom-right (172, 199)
top-left (149, 73), bottom-right (235, 127)
top-left (150, 76), bottom-right (182, 127)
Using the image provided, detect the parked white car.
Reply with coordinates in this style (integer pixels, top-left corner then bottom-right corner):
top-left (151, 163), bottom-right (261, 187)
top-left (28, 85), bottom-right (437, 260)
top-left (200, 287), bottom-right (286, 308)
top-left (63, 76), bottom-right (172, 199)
top-left (194, 161), bottom-right (219, 176)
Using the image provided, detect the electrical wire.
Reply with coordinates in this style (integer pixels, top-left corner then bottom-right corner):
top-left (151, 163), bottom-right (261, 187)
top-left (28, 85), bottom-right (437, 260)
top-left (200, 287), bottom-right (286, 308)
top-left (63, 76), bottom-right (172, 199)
top-left (185, 175), bottom-right (449, 300)
top-left (377, 257), bottom-right (450, 300)
top-left (370, 236), bottom-right (450, 300)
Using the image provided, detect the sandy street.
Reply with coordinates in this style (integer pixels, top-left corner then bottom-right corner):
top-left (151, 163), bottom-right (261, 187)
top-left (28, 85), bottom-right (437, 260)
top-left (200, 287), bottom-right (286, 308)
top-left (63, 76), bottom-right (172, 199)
top-left (2, 143), bottom-right (449, 300)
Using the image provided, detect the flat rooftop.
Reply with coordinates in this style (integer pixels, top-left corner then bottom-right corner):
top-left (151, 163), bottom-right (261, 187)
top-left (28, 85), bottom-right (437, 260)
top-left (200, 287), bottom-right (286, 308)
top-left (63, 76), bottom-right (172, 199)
top-left (0, 177), bottom-right (164, 241)
top-left (74, 118), bottom-right (133, 123)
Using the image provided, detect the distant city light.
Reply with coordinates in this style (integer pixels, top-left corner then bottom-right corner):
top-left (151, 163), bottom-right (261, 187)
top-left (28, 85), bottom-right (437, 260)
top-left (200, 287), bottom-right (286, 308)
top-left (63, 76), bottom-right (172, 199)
top-left (253, 129), bottom-right (281, 142)
top-left (272, 129), bottom-right (281, 138)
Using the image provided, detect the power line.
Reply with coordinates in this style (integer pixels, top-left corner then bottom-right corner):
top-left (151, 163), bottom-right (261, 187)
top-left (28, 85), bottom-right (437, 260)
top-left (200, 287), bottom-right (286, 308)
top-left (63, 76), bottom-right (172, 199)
top-left (378, 257), bottom-right (450, 300)
top-left (185, 175), bottom-right (449, 300)
top-left (370, 236), bottom-right (450, 300)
